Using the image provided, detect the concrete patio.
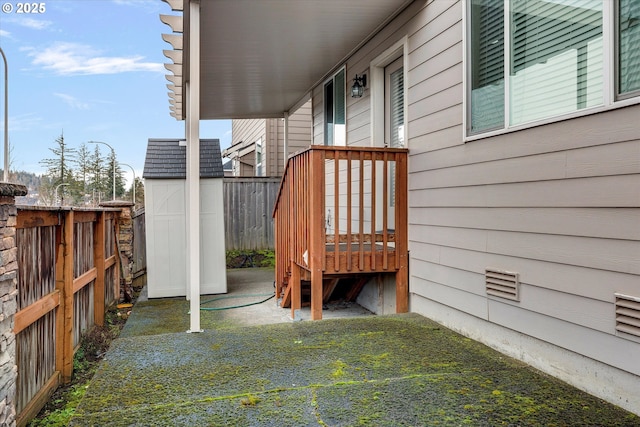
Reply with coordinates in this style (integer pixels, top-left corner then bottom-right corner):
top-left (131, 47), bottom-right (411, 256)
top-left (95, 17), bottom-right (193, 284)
top-left (70, 268), bottom-right (639, 426)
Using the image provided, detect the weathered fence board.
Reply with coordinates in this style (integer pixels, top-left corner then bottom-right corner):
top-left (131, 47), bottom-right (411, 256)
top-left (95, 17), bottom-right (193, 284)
top-left (132, 208), bottom-right (146, 279)
top-left (224, 177), bottom-right (279, 250)
top-left (14, 207), bottom-right (121, 426)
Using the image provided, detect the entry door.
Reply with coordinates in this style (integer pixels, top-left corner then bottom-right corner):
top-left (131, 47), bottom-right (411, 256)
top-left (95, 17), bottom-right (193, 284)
top-left (384, 57), bottom-right (404, 230)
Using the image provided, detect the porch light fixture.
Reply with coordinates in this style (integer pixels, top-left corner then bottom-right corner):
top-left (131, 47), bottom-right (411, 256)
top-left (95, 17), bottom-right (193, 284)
top-left (351, 74), bottom-right (366, 98)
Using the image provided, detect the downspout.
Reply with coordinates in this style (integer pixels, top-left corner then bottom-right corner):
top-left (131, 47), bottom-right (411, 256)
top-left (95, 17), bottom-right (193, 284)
top-left (187, 0), bottom-right (202, 333)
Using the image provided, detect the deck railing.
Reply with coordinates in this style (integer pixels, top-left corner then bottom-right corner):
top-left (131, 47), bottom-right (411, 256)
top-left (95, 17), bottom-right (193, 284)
top-left (14, 207), bottom-right (121, 426)
top-left (273, 145), bottom-right (409, 320)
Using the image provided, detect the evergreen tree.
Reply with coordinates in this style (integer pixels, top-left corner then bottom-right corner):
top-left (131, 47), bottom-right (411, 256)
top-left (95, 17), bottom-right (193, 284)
top-left (125, 177), bottom-right (145, 209)
top-left (75, 143), bottom-right (92, 205)
top-left (88, 145), bottom-right (107, 204)
top-left (104, 150), bottom-right (126, 199)
top-left (39, 133), bottom-right (78, 205)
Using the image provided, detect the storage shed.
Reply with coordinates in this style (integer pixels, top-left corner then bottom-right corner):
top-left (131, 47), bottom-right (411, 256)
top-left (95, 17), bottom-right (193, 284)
top-left (143, 138), bottom-right (227, 298)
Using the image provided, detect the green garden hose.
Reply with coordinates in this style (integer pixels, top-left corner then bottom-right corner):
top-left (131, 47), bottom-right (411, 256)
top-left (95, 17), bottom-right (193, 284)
top-left (199, 292), bottom-right (275, 311)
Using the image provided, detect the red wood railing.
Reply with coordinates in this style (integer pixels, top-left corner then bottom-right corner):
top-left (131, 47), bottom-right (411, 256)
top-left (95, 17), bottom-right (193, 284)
top-left (273, 145), bottom-right (409, 320)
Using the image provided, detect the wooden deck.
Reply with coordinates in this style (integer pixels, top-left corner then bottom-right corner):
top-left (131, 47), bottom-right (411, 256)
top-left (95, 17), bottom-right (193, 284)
top-left (273, 146), bottom-right (409, 320)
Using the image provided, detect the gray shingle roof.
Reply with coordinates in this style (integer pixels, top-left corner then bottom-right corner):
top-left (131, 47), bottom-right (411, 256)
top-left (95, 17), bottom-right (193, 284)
top-left (143, 138), bottom-right (224, 179)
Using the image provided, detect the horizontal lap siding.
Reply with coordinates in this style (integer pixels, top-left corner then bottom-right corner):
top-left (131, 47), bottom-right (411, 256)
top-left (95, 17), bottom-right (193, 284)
top-left (231, 119), bottom-right (266, 175)
top-left (404, 0), bottom-right (640, 375)
top-left (287, 100), bottom-right (313, 156)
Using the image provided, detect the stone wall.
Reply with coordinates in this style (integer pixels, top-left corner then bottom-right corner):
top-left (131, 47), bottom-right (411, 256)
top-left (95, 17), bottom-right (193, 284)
top-left (0, 183), bottom-right (28, 427)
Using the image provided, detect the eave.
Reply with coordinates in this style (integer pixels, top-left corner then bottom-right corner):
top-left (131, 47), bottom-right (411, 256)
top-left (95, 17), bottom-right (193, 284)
top-left (160, 0), bottom-right (413, 121)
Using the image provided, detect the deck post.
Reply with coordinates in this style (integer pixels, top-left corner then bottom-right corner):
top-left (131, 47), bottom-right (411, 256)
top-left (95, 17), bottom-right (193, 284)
top-left (395, 151), bottom-right (409, 313)
top-left (290, 263), bottom-right (300, 320)
top-left (309, 148), bottom-right (324, 320)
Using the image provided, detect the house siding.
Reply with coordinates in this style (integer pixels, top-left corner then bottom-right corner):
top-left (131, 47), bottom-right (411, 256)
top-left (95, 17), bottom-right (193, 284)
top-left (231, 119), bottom-right (265, 176)
top-left (286, 100), bottom-right (313, 161)
top-left (310, 0), bottom-right (640, 413)
top-left (231, 100), bottom-right (312, 176)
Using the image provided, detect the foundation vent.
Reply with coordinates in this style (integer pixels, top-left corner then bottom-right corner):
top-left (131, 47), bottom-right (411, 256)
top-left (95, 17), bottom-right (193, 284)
top-left (615, 293), bottom-right (640, 339)
top-left (485, 268), bottom-right (519, 301)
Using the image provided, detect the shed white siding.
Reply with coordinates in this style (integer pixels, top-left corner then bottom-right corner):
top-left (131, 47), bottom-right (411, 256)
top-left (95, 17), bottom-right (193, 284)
top-left (146, 179), bottom-right (227, 298)
top-left (310, 0), bottom-right (640, 414)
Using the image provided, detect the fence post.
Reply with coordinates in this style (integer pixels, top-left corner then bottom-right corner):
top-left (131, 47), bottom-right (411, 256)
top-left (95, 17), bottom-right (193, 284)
top-left (55, 210), bottom-right (74, 383)
top-left (0, 183), bottom-right (27, 427)
top-left (93, 211), bottom-right (105, 326)
top-left (101, 201), bottom-right (133, 301)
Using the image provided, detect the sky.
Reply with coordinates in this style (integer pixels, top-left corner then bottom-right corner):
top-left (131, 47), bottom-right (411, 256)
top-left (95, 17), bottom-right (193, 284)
top-left (0, 0), bottom-right (232, 187)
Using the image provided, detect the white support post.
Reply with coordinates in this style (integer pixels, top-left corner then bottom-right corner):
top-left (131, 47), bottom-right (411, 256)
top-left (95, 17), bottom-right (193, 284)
top-left (185, 81), bottom-right (191, 301)
top-left (187, 0), bottom-right (202, 333)
top-left (283, 112), bottom-right (289, 172)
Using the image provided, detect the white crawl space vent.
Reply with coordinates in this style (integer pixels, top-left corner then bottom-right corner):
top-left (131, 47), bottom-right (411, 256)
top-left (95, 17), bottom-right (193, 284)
top-left (485, 268), bottom-right (520, 301)
top-left (615, 293), bottom-right (640, 339)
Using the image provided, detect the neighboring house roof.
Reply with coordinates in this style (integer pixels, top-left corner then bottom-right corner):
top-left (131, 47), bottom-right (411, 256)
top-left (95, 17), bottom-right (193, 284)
top-left (222, 139), bottom-right (255, 159)
top-left (143, 138), bottom-right (224, 179)
top-left (222, 160), bottom-right (233, 172)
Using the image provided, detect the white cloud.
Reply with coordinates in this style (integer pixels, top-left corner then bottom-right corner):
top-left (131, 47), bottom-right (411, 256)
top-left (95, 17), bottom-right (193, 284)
top-left (0, 30), bottom-right (10, 38)
top-left (2, 113), bottom-right (43, 132)
top-left (13, 17), bottom-right (53, 30)
top-left (29, 42), bottom-right (164, 75)
top-left (54, 93), bottom-right (90, 110)
top-left (112, 0), bottom-right (160, 13)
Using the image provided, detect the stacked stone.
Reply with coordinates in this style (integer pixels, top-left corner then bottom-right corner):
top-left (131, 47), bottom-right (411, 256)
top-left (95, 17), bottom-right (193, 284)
top-left (0, 183), bottom-right (27, 427)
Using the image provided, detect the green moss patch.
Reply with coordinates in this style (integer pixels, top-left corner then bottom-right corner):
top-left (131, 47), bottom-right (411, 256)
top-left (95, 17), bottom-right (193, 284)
top-left (70, 314), bottom-right (639, 426)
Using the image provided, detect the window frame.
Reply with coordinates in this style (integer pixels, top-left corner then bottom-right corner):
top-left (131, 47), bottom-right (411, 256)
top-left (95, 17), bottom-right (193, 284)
top-left (616, 0), bottom-right (640, 100)
top-left (463, 0), bottom-right (640, 142)
top-left (255, 138), bottom-right (263, 177)
top-left (323, 67), bottom-right (346, 146)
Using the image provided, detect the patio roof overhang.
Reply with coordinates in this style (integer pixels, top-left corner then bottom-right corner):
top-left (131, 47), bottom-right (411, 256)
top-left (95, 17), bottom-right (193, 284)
top-left (161, 0), bottom-right (413, 120)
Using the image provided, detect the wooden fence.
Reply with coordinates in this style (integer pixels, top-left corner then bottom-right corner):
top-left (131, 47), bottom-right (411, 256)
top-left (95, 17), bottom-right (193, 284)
top-left (132, 207), bottom-right (146, 280)
top-left (223, 177), bottom-right (280, 250)
top-left (14, 207), bottom-right (121, 426)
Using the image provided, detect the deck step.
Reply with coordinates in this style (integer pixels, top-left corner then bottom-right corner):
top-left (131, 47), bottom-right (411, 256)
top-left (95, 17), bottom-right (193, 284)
top-left (281, 276), bottom-right (370, 308)
top-left (280, 282), bottom-right (291, 308)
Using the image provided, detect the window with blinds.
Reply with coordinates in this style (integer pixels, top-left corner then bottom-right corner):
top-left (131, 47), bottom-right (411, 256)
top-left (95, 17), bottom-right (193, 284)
top-left (324, 68), bottom-right (346, 146)
top-left (510, 0), bottom-right (603, 125)
top-left (389, 67), bottom-right (404, 149)
top-left (470, 0), bottom-right (504, 134)
top-left (389, 65), bottom-right (404, 208)
top-left (467, 1), bottom-right (638, 137)
top-left (619, 0), bottom-right (640, 97)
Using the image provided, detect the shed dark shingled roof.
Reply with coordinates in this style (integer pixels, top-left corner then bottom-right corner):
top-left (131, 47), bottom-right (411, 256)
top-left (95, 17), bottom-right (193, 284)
top-left (143, 138), bottom-right (224, 179)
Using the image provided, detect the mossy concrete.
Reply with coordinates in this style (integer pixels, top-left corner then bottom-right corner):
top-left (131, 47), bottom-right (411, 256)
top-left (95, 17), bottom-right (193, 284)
top-left (71, 270), bottom-right (639, 426)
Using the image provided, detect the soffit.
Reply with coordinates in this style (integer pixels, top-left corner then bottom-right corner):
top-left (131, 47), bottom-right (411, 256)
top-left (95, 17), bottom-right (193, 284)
top-left (162, 0), bottom-right (412, 120)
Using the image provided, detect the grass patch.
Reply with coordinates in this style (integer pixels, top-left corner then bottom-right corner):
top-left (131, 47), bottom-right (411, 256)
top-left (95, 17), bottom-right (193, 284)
top-left (226, 249), bottom-right (275, 268)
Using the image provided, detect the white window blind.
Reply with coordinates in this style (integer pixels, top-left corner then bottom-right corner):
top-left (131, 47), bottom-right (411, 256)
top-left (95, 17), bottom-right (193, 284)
top-left (470, 0), bottom-right (505, 134)
top-left (510, 0), bottom-right (603, 125)
top-left (389, 66), bottom-right (404, 208)
top-left (467, 0), bottom-right (640, 136)
top-left (389, 67), bottom-right (404, 149)
top-left (619, 0), bottom-right (640, 96)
